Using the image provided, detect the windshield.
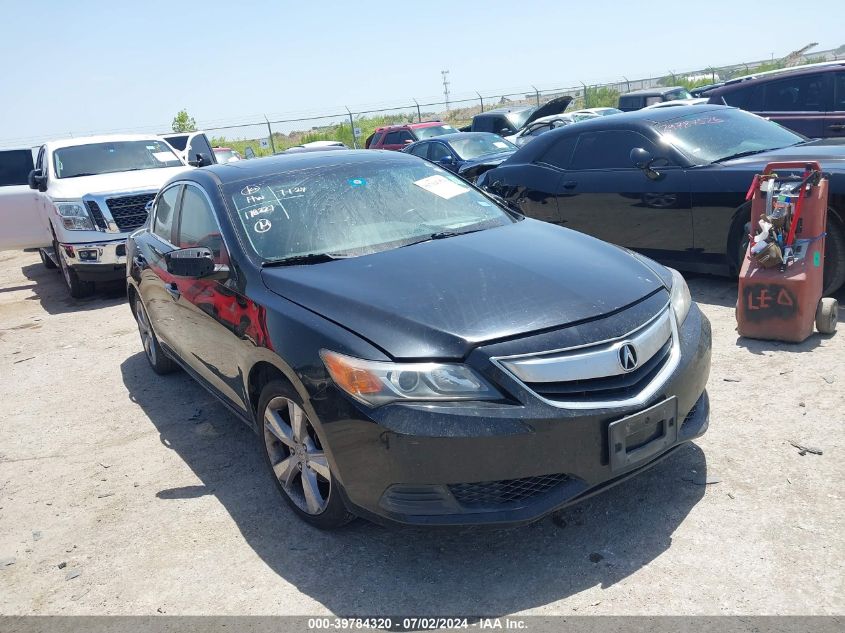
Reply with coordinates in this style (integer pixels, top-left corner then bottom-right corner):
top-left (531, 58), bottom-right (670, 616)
top-left (224, 157), bottom-right (516, 262)
top-left (214, 149), bottom-right (240, 163)
top-left (665, 88), bottom-right (693, 101)
top-left (449, 134), bottom-right (516, 160)
top-left (507, 109), bottom-right (535, 130)
top-left (53, 140), bottom-right (183, 178)
top-left (656, 109), bottom-right (804, 165)
top-left (413, 124), bottom-right (458, 140)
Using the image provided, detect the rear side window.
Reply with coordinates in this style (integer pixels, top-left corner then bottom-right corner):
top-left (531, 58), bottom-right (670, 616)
top-left (153, 185), bottom-right (181, 242)
top-left (409, 143), bottom-right (429, 158)
top-left (0, 150), bottom-right (35, 186)
top-left (368, 131), bottom-right (383, 148)
top-left (385, 130), bottom-right (413, 145)
top-left (618, 96), bottom-right (641, 110)
top-left (834, 73), bottom-right (845, 111)
top-left (538, 135), bottom-right (577, 169)
top-left (762, 73), bottom-right (826, 112)
top-left (570, 131), bottom-right (657, 170)
top-left (473, 116), bottom-right (498, 133)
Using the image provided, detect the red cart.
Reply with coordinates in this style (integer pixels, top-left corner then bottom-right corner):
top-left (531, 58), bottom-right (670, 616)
top-left (737, 161), bottom-right (838, 342)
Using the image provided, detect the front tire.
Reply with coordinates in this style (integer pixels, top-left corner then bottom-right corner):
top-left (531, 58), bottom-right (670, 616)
top-left (39, 249), bottom-right (57, 269)
top-left (59, 254), bottom-right (94, 298)
top-left (258, 380), bottom-right (353, 529)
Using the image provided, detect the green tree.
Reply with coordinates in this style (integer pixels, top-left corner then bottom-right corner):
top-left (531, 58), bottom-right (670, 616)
top-left (583, 85), bottom-right (620, 108)
top-left (171, 109), bottom-right (197, 133)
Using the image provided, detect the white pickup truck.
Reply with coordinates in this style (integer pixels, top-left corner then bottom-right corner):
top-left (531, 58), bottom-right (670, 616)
top-left (0, 134), bottom-right (212, 297)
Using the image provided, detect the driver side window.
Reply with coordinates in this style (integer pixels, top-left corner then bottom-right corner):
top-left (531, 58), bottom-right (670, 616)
top-left (428, 143), bottom-right (451, 161)
top-left (152, 185), bottom-right (181, 243)
top-left (177, 185), bottom-right (229, 267)
top-left (570, 131), bottom-right (660, 170)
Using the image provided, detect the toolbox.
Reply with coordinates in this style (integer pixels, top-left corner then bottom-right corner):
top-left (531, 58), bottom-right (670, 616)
top-left (737, 162), bottom-right (838, 342)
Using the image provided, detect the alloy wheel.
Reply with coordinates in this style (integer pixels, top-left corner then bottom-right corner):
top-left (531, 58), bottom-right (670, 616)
top-left (263, 397), bottom-right (331, 515)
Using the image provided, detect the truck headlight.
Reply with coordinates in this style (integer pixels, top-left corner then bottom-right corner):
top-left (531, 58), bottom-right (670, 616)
top-left (321, 350), bottom-right (501, 406)
top-left (668, 267), bottom-right (692, 325)
top-left (55, 201), bottom-right (94, 231)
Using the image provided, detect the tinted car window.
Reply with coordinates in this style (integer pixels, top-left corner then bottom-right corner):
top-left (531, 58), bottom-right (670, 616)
top-left (384, 131), bottom-right (405, 145)
top-left (153, 185), bottom-right (180, 242)
top-left (473, 116), bottom-right (499, 134)
top-left (428, 143), bottom-right (451, 161)
top-left (538, 135), bottom-right (577, 169)
top-left (165, 135), bottom-right (189, 151)
top-left (413, 124), bottom-right (458, 140)
top-left (763, 74), bottom-right (826, 112)
top-left (0, 150), bottom-right (35, 187)
top-left (177, 186), bottom-right (219, 247)
top-left (834, 73), bottom-right (845, 111)
top-left (409, 143), bottom-right (429, 158)
top-left (571, 131), bottom-right (657, 169)
top-left (368, 131), bottom-right (383, 148)
top-left (188, 135), bottom-right (212, 163)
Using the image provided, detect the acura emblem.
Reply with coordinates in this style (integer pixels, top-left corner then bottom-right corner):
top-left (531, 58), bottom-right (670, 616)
top-left (619, 344), bottom-right (638, 371)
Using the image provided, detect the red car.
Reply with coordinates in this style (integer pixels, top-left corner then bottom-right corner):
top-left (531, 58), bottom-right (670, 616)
top-left (365, 121), bottom-right (458, 150)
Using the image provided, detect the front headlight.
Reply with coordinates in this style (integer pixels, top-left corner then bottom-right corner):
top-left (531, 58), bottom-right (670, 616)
top-left (320, 350), bottom-right (501, 406)
top-left (668, 267), bottom-right (692, 325)
top-left (55, 201), bottom-right (94, 231)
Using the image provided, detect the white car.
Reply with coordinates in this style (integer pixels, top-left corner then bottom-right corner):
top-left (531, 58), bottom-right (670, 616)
top-left (643, 98), bottom-right (709, 109)
top-left (506, 112), bottom-right (600, 147)
top-left (0, 134), bottom-right (191, 297)
top-left (569, 107), bottom-right (623, 117)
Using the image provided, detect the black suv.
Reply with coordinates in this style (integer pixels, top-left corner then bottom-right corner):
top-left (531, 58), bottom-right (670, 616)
top-left (706, 62), bottom-right (845, 138)
top-left (618, 86), bottom-right (693, 111)
top-left (127, 150), bottom-right (711, 529)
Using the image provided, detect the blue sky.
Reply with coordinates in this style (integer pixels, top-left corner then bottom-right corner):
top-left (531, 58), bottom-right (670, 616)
top-left (0, 0), bottom-right (841, 147)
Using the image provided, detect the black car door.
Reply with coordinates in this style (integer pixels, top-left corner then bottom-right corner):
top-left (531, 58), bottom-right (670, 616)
top-left (551, 129), bottom-right (693, 255)
top-left (136, 183), bottom-right (183, 353)
top-left (427, 141), bottom-right (459, 172)
top-left (168, 182), bottom-right (249, 413)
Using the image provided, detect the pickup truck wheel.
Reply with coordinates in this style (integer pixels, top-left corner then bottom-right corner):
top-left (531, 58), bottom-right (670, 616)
top-left (59, 254), bottom-right (94, 298)
top-left (133, 296), bottom-right (176, 374)
top-left (259, 380), bottom-right (354, 530)
top-left (39, 249), bottom-right (57, 269)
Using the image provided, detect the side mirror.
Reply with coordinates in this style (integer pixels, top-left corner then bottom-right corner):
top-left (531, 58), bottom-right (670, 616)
top-left (438, 155), bottom-right (455, 166)
top-left (630, 147), bottom-right (663, 180)
top-left (630, 147), bottom-right (653, 169)
top-left (28, 169), bottom-right (47, 192)
top-left (189, 153), bottom-right (212, 168)
top-left (165, 247), bottom-right (215, 278)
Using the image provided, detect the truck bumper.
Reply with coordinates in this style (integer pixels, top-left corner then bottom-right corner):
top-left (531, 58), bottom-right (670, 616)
top-left (57, 240), bottom-right (127, 282)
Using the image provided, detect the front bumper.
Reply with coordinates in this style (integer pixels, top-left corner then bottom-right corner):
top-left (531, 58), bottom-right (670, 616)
top-left (58, 240), bottom-right (127, 282)
top-left (316, 304), bottom-right (712, 527)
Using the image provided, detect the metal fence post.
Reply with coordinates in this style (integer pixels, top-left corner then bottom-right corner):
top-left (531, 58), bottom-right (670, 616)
top-left (581, 82), bottom-right (588, 108)
top-left (532, 85), bottom-right (540, 107)
top-left (476, 92), bottom-right (484, 113)
top-left (413, 99), bottom-right (421, 122)
top-left (346, 107), bottom-right (357, 149)
top-left (623, 76), bottom-right (631, 92)
top-left (264, 116), bottom-right (275, 154)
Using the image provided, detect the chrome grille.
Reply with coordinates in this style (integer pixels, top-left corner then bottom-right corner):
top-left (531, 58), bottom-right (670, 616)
top-left (494, 305), bottom-right (678, 409)
top-left (449, 474), bottom-right (569, 508)
top-left (85, 200), bottom-right (108, 231)
top-left (105, 193), bottom-right (155, 232)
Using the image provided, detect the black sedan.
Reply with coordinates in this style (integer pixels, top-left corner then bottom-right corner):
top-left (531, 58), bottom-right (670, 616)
top-left (477, 105), bottom-right (845, 294)
top-left (403, 132), bottom-right (517, 182)
top-left (127, 150), bottom-right (711, 529)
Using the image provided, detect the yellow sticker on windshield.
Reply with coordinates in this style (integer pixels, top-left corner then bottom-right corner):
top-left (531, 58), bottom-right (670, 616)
top-left (413, 175), bottom-right (469, 199)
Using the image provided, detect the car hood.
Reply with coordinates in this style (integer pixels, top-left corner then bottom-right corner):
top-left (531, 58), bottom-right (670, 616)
top-left (522, 96), bottom-right (573, 128)
top-left (457, 151), bottom-right (515, 173)
top-left (46, 166), bottom-right (192, 199)
top-left (260, 219), bottom-right (664, 359)
top-left (720, 141), bottom-right (845, 169)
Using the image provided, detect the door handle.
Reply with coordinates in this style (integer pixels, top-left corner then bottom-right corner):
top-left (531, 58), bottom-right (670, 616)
top-left (165, 282), bottom-right (180, 300)
top-left (563, 180), bottom-right (577, 190)
top-left (829, 124), bottom-right (845, 131)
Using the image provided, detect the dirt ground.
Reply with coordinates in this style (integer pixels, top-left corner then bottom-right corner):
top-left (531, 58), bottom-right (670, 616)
top-left (0, 248), bottom-right (842, 616)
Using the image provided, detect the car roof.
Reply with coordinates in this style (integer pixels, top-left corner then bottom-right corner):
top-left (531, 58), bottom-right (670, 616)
top-left (475, 105), bottom-right (534, 116)
top-left (710, 60), bottom-right (845, 94)
top-left (375, 121), bottom-right (446, 132)
top-left (46, 134), bottom-right (171, 150)
top-left (202, 149), bottom-right (418, 184)
top-left (621, 86), bottom-right (687, 97)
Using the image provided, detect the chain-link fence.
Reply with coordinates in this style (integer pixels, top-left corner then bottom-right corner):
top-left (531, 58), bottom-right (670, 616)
top-left (5, 47), bottom-right (843, 152)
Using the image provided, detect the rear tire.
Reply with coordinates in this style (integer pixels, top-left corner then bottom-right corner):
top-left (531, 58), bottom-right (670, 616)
top-left (39, 249), bottom-right (57, 269)
top-left (815, 298), bottom-right (838, 335)
top-left (258, 380), bottom-right (354, 530)
top-left (822, 215), bottom-right (845, 296)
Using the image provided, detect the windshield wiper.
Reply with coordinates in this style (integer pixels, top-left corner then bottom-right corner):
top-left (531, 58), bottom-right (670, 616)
top-left (400, 228), bottom-right (486, 249)
top-left (262, 253), bottom-right (347, 267)
top-left (713, 148), bottom-right (775, 163)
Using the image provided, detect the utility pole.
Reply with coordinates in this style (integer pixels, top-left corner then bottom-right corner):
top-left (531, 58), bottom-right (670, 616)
top-left (441, 70), bottom-right (451, 112)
